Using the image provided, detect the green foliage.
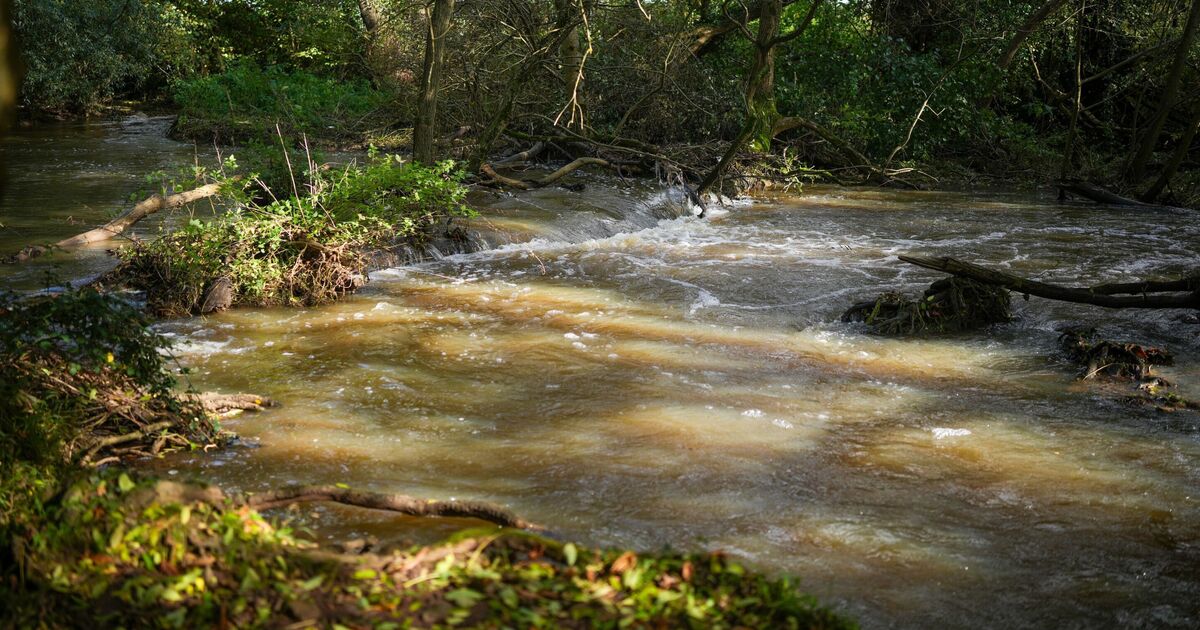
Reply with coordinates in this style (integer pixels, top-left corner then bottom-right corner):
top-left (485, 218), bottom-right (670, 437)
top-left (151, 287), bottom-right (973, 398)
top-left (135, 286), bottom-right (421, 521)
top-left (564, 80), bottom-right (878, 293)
top-left (12, 0), bottom-right (180, 113)
top-left (0, 289), bottom-right (176, 469)
top-left (1, 474), bottom-right (855, 629)
top-left (115, 155), bottom-right (472, 315)
top-left (170, 61), bottom-right (389, 143)
top-left (165, 0), bottom-right (366, 75)
top-left (12, 0), bottom-right (369, 114)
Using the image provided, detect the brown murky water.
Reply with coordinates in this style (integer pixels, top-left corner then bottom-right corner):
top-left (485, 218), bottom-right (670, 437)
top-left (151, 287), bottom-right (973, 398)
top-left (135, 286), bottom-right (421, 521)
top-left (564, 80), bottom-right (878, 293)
top-left (3, 121), bottom-right (1199, 628)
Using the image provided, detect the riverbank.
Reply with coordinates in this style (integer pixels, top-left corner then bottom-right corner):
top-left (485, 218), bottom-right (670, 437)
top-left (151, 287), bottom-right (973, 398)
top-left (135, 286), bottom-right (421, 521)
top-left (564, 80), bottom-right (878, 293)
top-left (0, 284), bottom-right (854, 628)
top-left (4, 118), bottom-right (1199, 629)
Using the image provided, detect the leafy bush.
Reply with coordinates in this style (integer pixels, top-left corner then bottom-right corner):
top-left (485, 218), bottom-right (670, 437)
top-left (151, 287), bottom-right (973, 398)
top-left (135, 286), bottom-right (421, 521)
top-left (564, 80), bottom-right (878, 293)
top-left (115, 155), bottom-right (472, 315)
top-left (171, 62), bottom-right (389, 143)
top-left (0, 288), bottom-right (218, 514)
top-left (12, 0), bottom-right (179, 113)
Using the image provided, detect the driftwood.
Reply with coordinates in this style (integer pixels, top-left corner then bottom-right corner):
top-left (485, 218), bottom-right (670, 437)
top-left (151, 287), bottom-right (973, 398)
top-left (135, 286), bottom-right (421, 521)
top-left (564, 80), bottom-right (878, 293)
top-left (183, 391), bottom-right (276, 415)
top-left (480, 157), bottom-right (610, 190)
top-left (899, 255), bottom-right (1200, 309)
top-left (493, 141), bottom-right (547, 167)
top-left (245, 484), bottom-right (542, 531)
top-left (8, 179), bottom-right (235, 263)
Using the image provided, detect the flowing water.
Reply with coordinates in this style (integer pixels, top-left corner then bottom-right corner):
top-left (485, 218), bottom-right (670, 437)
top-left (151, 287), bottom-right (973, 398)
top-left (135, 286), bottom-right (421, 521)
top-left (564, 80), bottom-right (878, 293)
top-left (4, 121), bottom-right (1200, 628)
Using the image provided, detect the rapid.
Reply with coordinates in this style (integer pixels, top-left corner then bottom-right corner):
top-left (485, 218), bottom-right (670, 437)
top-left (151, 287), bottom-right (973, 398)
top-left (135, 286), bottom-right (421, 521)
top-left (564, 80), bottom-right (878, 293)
top-left (3, 119), bottom-right (1198, 628)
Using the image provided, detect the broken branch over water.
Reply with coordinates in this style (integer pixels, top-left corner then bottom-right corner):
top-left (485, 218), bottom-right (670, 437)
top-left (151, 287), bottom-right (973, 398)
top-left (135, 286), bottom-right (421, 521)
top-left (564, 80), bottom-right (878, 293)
top-left (7, 179), bottom-right (238, 263)
top-left (898, 255), bottom-right (1200, 309)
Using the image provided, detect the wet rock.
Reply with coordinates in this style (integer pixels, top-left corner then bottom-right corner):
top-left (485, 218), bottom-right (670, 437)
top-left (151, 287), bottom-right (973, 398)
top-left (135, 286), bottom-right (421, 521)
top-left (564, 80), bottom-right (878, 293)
top-left (198, 275), bottom-right (233, 314)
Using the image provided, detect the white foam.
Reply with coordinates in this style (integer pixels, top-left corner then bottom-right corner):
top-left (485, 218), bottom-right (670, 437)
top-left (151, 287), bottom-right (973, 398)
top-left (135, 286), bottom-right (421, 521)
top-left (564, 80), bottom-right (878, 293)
top-left (931, 428), bottom-right (971, 439)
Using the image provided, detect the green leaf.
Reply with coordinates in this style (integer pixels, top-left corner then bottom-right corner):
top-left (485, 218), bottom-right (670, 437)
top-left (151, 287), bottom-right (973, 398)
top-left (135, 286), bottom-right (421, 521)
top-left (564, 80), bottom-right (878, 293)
top-left (117, 473), bottom-right (135, 493)
top-left (444, 588), bottom-right (483, 608)
top-left (563, 543), bottom-right (578, 567)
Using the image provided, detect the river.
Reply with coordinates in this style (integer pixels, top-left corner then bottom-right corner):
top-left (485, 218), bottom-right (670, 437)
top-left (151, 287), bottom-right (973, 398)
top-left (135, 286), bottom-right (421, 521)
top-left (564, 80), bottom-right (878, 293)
top-left (3, 118), bottom-right (1199, 628)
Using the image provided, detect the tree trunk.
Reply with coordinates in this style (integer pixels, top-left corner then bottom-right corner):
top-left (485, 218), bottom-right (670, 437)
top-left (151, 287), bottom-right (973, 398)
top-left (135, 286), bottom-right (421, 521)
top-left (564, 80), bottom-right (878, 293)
top-left (697, 0), bottom-right (822, 194)
top-left (743, 1), bottom-right (784, 153)
top-left (1140, 107), bottom-right (1200, 202)
top-left (556, 0), bottom-right (584, 97)
top-left (357, 0), bottom-right (381, 35)
top-left (1127, 0), bottom-right (1200, 182)
top-left (412, 0), bottom-right (455, 164)
top-left (997, 0), bottom-right (1070, 71)
top-left (0, 0), bottom-right (15, 133)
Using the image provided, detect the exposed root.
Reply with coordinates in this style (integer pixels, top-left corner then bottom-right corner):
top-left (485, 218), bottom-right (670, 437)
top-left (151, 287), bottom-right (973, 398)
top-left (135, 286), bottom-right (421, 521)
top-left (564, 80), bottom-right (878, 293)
top-left (842, 277), bottom-right (1012, 335)
top-left (1058, 327), bottom-right (1173, 380)
top-left (246, 484), bottom-right (543, 531)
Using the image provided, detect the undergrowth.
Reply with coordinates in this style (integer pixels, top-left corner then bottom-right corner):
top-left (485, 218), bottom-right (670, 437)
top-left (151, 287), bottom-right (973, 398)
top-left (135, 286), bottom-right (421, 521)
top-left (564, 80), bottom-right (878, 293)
top-left (1, 473), bottom-right (854, 629)
top-left (170, 61), bottom-right (391, 145)
top-left (113, 153), bottom-right (473, 316)
top-left (0, 288), bottom-right (219, 517)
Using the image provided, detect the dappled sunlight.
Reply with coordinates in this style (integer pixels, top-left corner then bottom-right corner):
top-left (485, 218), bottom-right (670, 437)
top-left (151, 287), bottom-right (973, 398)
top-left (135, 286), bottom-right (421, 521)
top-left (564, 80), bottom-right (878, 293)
top-left (151, 185), bottom-right (1200, 630)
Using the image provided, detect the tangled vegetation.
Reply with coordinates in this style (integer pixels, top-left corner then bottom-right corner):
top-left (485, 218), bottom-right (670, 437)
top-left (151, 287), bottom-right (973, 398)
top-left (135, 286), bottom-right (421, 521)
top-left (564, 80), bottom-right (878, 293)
top-left (113, 154), bottom-right (472, 316)
top-left (842, 277), bottom-right (1012, 335)
top-left (1058, 327), bottom-right (1174, 380)
top-left (1056, 327), bottom-right (1200, 413)
top-left (0, 288), bottom-right (224, 515)
top-left (0, 289), bottom-right (217, 469)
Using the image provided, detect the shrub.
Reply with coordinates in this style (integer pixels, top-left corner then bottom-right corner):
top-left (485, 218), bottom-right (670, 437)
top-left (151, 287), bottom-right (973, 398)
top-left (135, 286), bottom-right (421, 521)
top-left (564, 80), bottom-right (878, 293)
top-left (171, 61), bottom-right (390, 144)
top-left (0, 288), bottom-right (219, 514)
top-left (114, 155), bottom-right (472, 315)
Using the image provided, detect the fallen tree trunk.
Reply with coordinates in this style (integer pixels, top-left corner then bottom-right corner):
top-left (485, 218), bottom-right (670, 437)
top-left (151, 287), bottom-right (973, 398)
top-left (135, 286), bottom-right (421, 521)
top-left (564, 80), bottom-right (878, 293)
top-left (1056, 180), bottom-right (1151, 206)
top-left (898, 255), bottom-right (1200, 309)
top-left (245, 484), bottom-right (543, 531)
top-left (8, 179), bottom-right (234, 263)
top-left (480, 157), bottom-right (610, 190)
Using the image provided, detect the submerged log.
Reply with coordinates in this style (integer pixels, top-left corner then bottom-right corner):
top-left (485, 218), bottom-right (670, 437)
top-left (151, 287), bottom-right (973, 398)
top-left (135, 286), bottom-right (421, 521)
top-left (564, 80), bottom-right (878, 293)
top-left (898, 255), bottom-right (1200, 310)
